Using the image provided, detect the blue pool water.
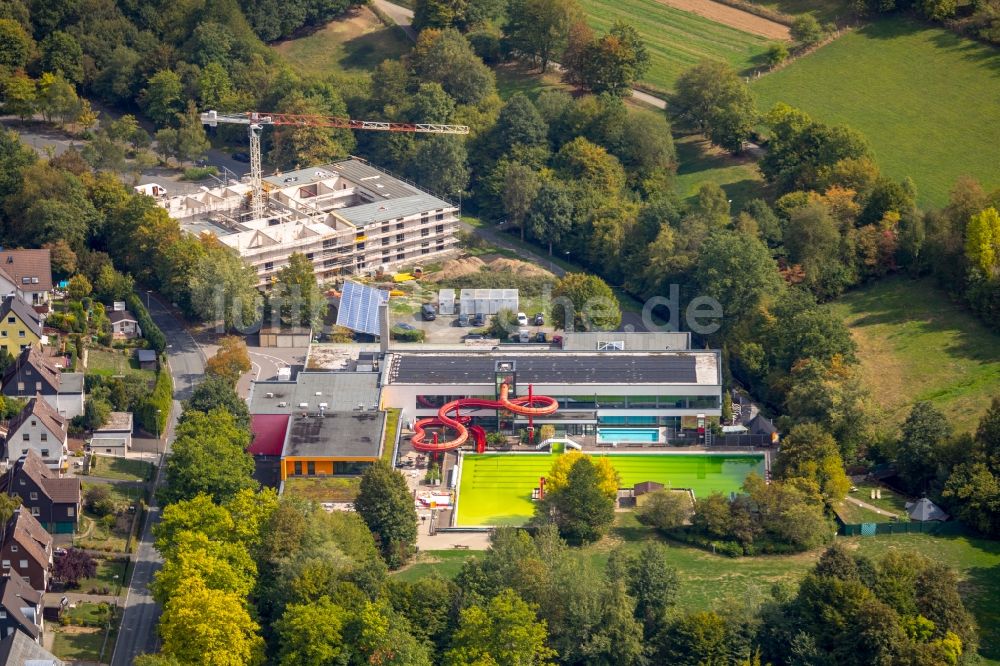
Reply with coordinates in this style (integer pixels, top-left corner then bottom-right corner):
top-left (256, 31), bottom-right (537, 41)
top-left (597, 427), bottom-right (659, 443)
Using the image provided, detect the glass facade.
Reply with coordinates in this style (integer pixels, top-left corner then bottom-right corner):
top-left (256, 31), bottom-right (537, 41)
top-left (416, 393), bottom-right (720, 410)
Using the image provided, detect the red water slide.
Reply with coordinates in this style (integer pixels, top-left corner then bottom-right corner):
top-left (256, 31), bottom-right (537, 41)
top-left (411, 384), bottom-right (558, 454)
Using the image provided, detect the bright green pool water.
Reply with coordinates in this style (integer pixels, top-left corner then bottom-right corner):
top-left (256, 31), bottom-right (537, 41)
top-left (455, 452), bottom-right (765, 526)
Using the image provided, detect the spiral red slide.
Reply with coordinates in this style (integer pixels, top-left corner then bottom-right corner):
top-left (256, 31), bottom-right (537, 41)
top-left (410, 384), bottom-right (558, 454)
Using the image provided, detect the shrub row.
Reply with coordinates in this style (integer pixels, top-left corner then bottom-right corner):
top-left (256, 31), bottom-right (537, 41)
top-left (663, 527), bottom-right (810, 557)
top-left (125, 293), bottom-right (166, 353)
top-left (136, 366), bottom-right (172, 435)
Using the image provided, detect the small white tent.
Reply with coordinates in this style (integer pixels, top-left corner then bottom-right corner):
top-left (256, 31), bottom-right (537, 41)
top-left (905, 497), bottom-right (949, 522)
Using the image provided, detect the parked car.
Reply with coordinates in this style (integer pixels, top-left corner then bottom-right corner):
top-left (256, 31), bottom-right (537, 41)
top-left (464, 333), bottom-right (485, 341)
top-left (516, 312), bottom-right (528, 326)
top-left (533, 313), bottom-right (545, 326)
top-left (395, 322), bottom-right (415, 330)
top-left (535, 331), bottom-right (547, 343)
top-left (552, 334), bottom-right (564, 347)
top-left (517, 328), bottom-right (530, 343)
top-left (472, 313), bottom-right (486, 327)
top-left (421, 303), bottom-right (436, 321)
top-left (457, 313), bottom-right (470, 327)
top-left (231, 151), bottom-right (251, 162)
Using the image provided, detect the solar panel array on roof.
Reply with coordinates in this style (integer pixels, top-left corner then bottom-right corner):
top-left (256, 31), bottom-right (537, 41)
top-left (336, 281), bottom-right (389, 335)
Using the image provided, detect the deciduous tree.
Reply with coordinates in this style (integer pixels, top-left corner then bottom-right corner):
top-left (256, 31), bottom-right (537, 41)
top-left (550, 272), bottom-right (621, 331)
top-left (536, 455), bottom-right (615, 543)
top-left (444, 589), bottom-right (556, 666)
top-left (354, 462), bottom-right (418, 568)
top-left (160, 579), bottom-right (264, 666)
top-left (673, 61), bottom-right (757, 153)
top-left (506, 0), bottom-right (582, 71)
top-left (54, 548), bottom-right (96, 587)
top-left (205, 335), bottom-right (251, 386)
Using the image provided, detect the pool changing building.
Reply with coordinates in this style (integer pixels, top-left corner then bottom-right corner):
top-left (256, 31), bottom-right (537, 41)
top-left (381, 348), bottom-right (722, 441)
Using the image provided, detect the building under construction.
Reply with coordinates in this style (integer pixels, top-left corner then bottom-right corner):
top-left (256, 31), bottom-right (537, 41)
top-left (155, 158), bottom-right (460, 287)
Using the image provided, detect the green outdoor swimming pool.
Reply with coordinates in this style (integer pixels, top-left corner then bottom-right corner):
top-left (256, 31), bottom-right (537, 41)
top-left (455, 452), bottom-right (765, 527)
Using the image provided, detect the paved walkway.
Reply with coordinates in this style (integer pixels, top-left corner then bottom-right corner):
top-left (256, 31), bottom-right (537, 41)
top-left (845, 495), bottom-right (899, 518)
top-left (372, 0), bottom-right (668, 110)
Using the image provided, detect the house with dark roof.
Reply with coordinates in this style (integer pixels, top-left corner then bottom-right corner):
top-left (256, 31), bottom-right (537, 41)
top-left (0, 628), bottom-right (63, 664)
top-left (0, 250), bottom-right (52, 309)
top-left (0, 509), bottom-right (53, 592)
top-left (0, 451), bottom-right (81, 534)
top-left (3, 396), bottom-right (68, 470)
top-left (0, 574), bottom-right (42, 643)
top-left (0, 296), bottom-right (43, 356)
top-left (107, 309), bottom-right (141, 339)
top-left (1, 344), bottom-right (84, 419)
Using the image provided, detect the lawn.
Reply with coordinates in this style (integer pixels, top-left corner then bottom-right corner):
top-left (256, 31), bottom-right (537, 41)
top-left (674, 134), bottom-right (767, 211)
top-left (85, 348), bottom-right (155, 381)
top-left (75, 483), bottom-right (145, 553)
top-left (494, 62), bottom-right (570, 100)
top-left (271, 6), bottom-right (411, 79)
top-left (830, 276), bottom-right (1000, 428)
top-left (753, 19), bottom-right (1000, 207)
top-left (749, 0), bottom-right (853, 23)
top-left (89, 455), bottom-right (153, 482)
top-left (77, 558), bottom-right (128, 595)
top-left (51, 602), bottom-right (118, 664)
top-left (283, 476), bottom-right (361, 502)
top-left (579, 0), bottom-right (772, 92)
top-left (393, 550), bottom-right (479, 583)
top-left (456, 453), bottom-right (764, 526)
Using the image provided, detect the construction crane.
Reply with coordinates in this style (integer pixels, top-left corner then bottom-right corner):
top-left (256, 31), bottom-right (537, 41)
top-left (200, 110), bottom-right (471, 221)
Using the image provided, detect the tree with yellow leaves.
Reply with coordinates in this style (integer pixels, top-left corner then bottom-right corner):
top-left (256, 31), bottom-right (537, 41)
top-left (965, 207), bottom-right (1000, 278)
top-left (545, 450), bottom-right (620, 500)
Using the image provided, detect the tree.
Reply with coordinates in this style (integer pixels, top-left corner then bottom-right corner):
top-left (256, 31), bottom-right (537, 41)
top-left (545, 450), bottom-right (619, 498)
top-left (275, 596), bottom-right (349, 666)
top-left (189, 244), bottom-right (262, 330)
top-left (273, 253), bottom-right (326, 331)
top-left (410, 28), bottom-right (496, 105)
top-left (765, 41), bottom-right (789, 66)
top-left (36, 72), bottom-right (80, 126)
top-left (66, 274), bottom-right (92, 301)
top-left (658, 611), bottom-right (733, 665)
top-left (185, 377), bottom-right (251, 430)
top-left (39, 30), bottom-right (83, 83)
top-left (536, 455), bottom-right (615, 543)
top-left (695, 231), bottom-right (782, 338)
top-left (84, 485), bottom-right (116, 517)
top-left (965, 207), bottom-right (1000, 278)
top-left (0, 18), bottom-right (33, 70)
top-left (43, 239), bottom-right (77, 277)
top-left (414, 0), bottom-right (469, 30)
top-left (141, 70), bottom-right (184, 126)
top-left (53, 548), bottom-right (96, 587)
top-left (551, 273), bottom-right (621, 331)
top-left (152, 531), bottom-right (257, 604)
top-left (444, 589), bottom-right (556, 666)
top-left (609, 542), bottom-right (679, 639)
top-left (570, 21), bottom-right (650, 97)
top-left (160, 409), bottom-right (256, 505)
top-left (527, 179), bottom-right (574, 254)
top-left (1, 71), bottom-right (37, 121)
top-left (154, 494), bottom-right (236, 556)
top-left (160, 579), bottom-right (264, 666)
top-left (173, 102), bottom-right (210, 162)
top-left (773, 422), bottom-right (851, 503)
top-left (555, 136), bottom-right (625, 194)
top-left (82, 397), bottom-right (111, 431)
top-left (896, 401), bottom-right (951, 494)
top-left (411, 135), bottom-right (468, 198)
top-left (268, 88), bottom-right (355, 169)
top-left (502, 162), bottom-right (541, 241)
top-left (507, 0), bottom-right (581, 71)
top-left (636, 490), bottom-right (691, 531)
top-left (790, 15), bottom-right (824, 45)
top-left (673, 61), bottom-right (757, 153)
top-left (354, 462), bottom-right (418, 568)
top-left (494, 94), bottom-right (548, 149)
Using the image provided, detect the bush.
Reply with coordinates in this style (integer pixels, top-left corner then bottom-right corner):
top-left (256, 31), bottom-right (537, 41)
top-left (85, 484), bottom-right (116, 516)
top-left (390, 326), bottom-right (426, 342)
top-left (181, 165), bottom-right (219, 181)
top-left (637, 490), bottom-right (692, 530)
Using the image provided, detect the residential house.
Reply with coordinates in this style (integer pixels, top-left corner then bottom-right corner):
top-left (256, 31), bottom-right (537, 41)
top-left (107, 310), bottom-right (141, 339)
top-left (0, 451), bottom-right (81, 534)
top-left (0, 574), bottom-right (42, 643)
top-left (0, 296), bottom-right (42, 356)
top-left (3, 397), bottom-right (68, 471)
top-left (1, 344), bottom-right (84, 419)
top-left (91, 411), bottom-right (133, 456)
top-left (0, 250), bottom-right (52, 309)
top-left (0, 509), bottom-right (53, 592)
top-left (0, 628), bottom-right (63, 665)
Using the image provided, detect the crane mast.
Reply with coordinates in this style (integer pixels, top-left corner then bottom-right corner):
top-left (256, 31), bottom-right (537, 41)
top-left (200, 110), bottom-right (470, 222)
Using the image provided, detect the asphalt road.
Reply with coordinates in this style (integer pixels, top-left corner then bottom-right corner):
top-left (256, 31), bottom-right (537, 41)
top-left (111, 294), bottom-right (206, 666)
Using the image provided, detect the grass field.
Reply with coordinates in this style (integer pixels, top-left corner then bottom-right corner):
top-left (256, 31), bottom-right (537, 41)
top-left (395, 515), bottom-right (1000, 664)
top-left (271, 7), bottom-right (411, 79)
top-left (89, 455), bottom-right (153, 482)
top-left (750, 0), bottom-right (852, 23)
top-left (579, 0), bottom-right (772, 92)
top-left (753, 19), bottom-right (1000, 207)
top-left (456, 453), bottom-right (764, 526)
top-left (831, 277), bottom-right (1000, 428)
top-left (674, 134), bottom-right (767, 210)
top-left (282, 476), bottom-right (361, 502)
top-left (85, 349), bottom-right (155, 381)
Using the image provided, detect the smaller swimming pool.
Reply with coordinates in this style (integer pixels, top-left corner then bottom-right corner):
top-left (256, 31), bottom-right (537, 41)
top-left (597, 427), bottom-right (659, 443)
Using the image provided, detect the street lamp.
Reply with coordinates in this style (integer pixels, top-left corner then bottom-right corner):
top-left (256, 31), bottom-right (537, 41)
top-left (155, 408), bottom-right (162, 459)
top-left (146, 290), bottom-right (152, 311)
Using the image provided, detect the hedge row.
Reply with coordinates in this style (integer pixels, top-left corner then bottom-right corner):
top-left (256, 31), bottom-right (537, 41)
top-left (136, 365), bottom-right (172, 436)
top-left (125, 293), bottom-right (166, 353)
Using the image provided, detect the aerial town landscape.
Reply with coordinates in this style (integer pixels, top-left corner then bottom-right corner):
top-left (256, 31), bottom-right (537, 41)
top-left (0, 0), bottom-right (998, 663)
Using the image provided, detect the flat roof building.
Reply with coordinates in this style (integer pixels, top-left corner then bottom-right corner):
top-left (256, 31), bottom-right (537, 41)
top-left (156, 158), bottom-right (460, 287)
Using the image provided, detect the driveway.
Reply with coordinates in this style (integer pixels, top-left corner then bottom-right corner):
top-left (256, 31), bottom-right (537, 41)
top-left (111, 294), bottom-right (206, 666)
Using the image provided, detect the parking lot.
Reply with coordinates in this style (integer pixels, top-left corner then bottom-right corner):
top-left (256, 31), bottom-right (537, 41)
top-left (389, 308), bottom-right (556, 345)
